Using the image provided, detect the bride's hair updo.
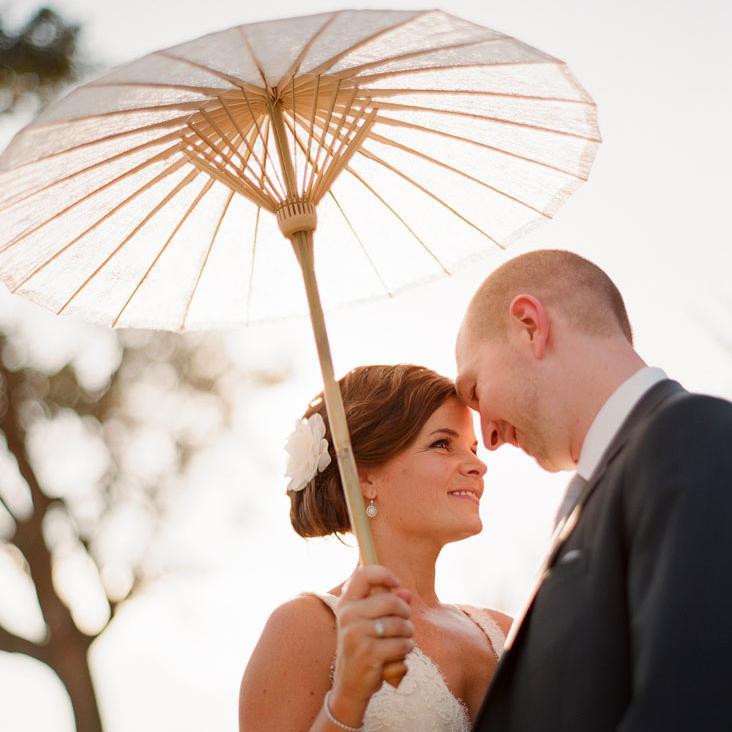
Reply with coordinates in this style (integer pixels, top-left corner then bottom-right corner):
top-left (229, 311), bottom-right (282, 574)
top-left (290, 364), bottom-right (456, 538)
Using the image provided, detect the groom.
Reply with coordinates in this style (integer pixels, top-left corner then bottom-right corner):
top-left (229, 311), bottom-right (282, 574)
top-left (455, 249), bottom-right (732, 731)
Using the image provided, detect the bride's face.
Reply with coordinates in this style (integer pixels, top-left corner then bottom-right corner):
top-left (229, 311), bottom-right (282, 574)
top-left (367, 397), bottom-right (487, 545)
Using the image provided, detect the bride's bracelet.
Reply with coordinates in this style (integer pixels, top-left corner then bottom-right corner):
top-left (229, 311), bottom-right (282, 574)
top-left (323, 690), bottom-right (364, 732)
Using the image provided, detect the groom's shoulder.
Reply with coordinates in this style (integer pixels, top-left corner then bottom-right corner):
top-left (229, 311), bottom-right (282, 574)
top-left (622, 387), bottom-right (732, 494)
top-left (643, 387), bottom-right (732, 442)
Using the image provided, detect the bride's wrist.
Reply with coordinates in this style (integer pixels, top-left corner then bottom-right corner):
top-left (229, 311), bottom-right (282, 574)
top-left (326, 686), bottom-right (368, 729)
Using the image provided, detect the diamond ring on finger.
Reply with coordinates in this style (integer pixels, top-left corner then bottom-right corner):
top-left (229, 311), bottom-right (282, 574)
top-left (374, 619), bottom-right (386, 638)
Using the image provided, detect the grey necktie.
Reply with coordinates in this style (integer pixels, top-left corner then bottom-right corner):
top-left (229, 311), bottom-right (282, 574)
top-left (554, 473), bottom-right (588, 528)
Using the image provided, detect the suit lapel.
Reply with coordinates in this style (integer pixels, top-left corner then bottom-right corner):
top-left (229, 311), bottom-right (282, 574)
top-left (502, 379), bottom-right (684, 653)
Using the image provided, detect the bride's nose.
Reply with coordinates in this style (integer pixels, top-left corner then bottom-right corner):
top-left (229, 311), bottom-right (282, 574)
top-left (461, 450), bottom-right (487, 478)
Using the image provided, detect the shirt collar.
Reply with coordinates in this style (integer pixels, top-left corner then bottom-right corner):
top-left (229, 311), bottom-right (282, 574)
top-left (576, 367), bottom-right (668, 480)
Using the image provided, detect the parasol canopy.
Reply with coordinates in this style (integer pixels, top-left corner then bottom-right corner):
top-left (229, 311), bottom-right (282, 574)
top-left (0, 9), bottom-right (600, 331)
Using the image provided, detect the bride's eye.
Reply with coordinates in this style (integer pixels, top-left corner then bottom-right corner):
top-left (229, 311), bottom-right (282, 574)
top-left (431, 438), bottom-right (450, 449)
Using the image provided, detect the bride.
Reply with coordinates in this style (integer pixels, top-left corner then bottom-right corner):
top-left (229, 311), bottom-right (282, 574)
top-left (239, 364), bottom-right (511, 731)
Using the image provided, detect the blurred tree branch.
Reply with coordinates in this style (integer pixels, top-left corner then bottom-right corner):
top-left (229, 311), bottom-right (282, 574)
top-left (0, 327), bottom-right (285, 732)
top-left (0, 7), bottom-right (80, 114)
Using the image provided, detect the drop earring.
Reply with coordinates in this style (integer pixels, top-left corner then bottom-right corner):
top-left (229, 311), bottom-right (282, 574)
top-left (366, 498), bottom-right (378, 518)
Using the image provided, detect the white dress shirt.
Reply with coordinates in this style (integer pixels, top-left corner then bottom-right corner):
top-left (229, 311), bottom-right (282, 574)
top-left (576, 367), bottom-right (668, 481)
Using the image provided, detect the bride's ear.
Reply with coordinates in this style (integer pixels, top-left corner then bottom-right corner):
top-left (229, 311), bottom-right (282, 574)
top-left (358, 468), bottom-right (376, 499)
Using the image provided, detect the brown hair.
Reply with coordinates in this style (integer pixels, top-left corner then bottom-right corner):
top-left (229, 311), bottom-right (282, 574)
top-left (289, 364), bottom-right (456, 538)
top-left (466, 249), bottom-right (633, 344)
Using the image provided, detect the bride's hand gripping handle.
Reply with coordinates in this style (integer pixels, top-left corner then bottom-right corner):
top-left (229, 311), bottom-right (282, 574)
top-left (329, 566), bottom-right (413, 726)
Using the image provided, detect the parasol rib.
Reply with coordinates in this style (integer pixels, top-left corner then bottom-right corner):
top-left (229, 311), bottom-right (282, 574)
top-left (357, 145), bottom-right (506, 249)
top-left (366, 130), bottom-right (552, 217)
top-left (328, 34), bottom-right (508, 80)
top-left (373, 114), bottom-right (592, 180)
top-left (344, 164), bottom-right (451, 274)
top-left (180, 189), bottom-right (235, 330)
top-left (25, 99), bottom-right (211, 132)
top-left (306, 10), bottom-right (428, 77)
top-left (56, 168), bottom-right (200, 314)
top-left (372, 101), bottom-right (602, 143)
top-left (0, 143), bottom-right (187, 254)
top-left (0, 127), bottom-right (188, 214)
top-left (11, 159), bottom-right (189, 291)
top-left (367, 86), bottom-right (595, 105)
top-left (328, 191), bottom-right (394, 297)
top-left (277, 13), bottom-right (339, 89)
top-left (155, 50), bottom-right (260, 94)
top-left (356, 59), bottom-right (559, 84)
top-left (112, 177), bottom-right (216, 327)
top-left (87, 80), bottom-right (229, 96)
top-left (238, 27), bottom-right (270, 91)
top-left (246, 207), bottom-right (261, 325)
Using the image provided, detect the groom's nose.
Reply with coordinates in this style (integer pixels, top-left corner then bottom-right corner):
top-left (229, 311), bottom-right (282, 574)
top-left (481, 419), bottom-right (505, 451)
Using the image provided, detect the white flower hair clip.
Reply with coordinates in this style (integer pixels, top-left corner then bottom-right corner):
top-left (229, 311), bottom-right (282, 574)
top-left (284, 412), bottom-right (332, 493)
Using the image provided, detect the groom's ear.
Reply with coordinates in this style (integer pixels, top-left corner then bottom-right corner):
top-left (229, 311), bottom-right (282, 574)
top-left (508, 294), bottom-right (549, 359)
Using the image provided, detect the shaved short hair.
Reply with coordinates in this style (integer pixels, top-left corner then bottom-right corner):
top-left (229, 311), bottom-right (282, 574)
top-left (465, 250), bottom-right (633, 344)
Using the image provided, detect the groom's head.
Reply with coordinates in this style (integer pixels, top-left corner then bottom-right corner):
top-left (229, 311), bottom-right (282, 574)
top-left (456, 250), bottom-right (634, 472)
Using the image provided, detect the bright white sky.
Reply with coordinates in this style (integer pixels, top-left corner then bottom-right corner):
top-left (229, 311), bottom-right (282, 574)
top-left (0, 1), bottom-right (730, 730)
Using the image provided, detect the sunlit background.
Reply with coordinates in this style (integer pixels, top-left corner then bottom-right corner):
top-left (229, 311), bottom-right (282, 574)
top-left (0, 0), bottom-right (729, 730)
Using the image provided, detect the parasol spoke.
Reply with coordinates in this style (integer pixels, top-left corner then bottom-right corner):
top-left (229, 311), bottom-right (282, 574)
top-left (9, 158), bottom-right (190, 291)
top-left (304, 78), bottom-right (342, 197)
top-left (111, 177), bottom-right (216, 326)
top-left (179, 189), bottom-right (235, 330)
top-left (313, 108), bottom-right (377, 204)
top-left (308, 86), bottom-right (362, 198)
top-left (218, 96), bottom-right (283, 199)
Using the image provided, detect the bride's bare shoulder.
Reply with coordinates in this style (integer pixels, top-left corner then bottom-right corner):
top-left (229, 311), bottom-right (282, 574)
top-left (248, 594), bottom-right (336, 663)
top-left (238, 595), bottom-right (337, 730)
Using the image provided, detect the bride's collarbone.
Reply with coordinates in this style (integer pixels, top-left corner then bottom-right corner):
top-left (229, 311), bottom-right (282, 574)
top-left (410, 607), bottom-right (497, 697)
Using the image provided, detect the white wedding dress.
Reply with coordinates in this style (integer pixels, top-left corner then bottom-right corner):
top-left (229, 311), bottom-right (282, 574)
top-left (305, 592), bottom-right (505, 732)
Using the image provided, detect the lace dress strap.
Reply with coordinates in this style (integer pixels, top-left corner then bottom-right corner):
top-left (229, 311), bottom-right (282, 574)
top-left (299, 591), bottom-right (339, 613)
top-left (456, 605), bottom-right (506, 658)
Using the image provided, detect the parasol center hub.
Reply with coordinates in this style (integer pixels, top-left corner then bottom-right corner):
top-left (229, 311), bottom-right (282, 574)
top-left (276, 199), bottom-right (317, 238)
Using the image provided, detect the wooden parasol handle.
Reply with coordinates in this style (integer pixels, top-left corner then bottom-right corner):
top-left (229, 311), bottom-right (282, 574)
top-left (269, 97), bottom-right (406, 688)
top-left (290, 230), bottom-right (407, 689)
